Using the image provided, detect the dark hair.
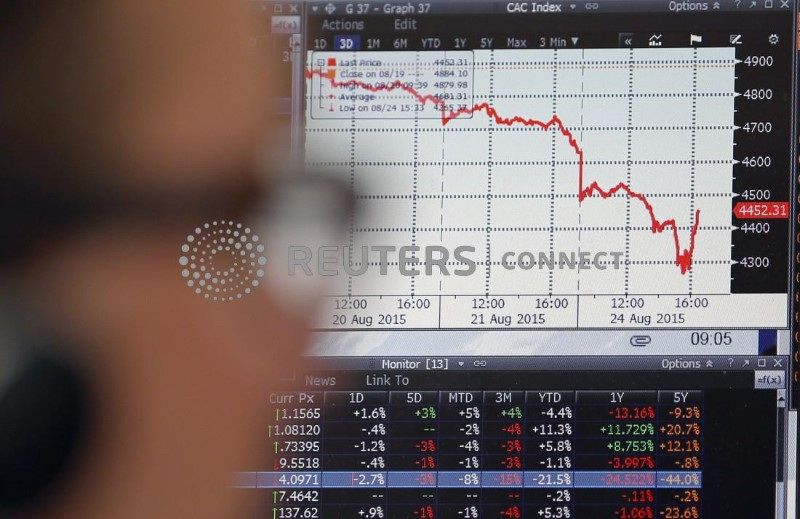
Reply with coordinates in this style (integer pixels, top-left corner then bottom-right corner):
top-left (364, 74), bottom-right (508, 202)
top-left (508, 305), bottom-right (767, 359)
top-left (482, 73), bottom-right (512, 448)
top-left (0, 2), bottom-right (109, 266)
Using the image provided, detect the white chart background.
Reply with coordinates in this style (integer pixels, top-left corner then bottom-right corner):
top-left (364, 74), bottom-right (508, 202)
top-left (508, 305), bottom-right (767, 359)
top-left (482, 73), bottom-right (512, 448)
top-left (305, 48), bottom-right (736, 297)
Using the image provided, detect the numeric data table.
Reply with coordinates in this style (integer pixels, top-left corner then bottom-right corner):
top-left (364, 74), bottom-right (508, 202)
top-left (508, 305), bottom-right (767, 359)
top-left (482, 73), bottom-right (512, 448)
top-left (238, 388), bottom-right (704, 518)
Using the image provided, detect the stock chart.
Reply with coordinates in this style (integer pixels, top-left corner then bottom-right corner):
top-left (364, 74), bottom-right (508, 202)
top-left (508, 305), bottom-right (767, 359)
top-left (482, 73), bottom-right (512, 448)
top-left (304, 48), bottom-right (789, 329)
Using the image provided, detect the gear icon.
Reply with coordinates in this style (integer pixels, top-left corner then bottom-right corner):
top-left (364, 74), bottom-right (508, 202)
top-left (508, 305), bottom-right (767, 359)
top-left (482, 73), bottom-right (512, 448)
top-left (768, 34), bottom-right (779, 45)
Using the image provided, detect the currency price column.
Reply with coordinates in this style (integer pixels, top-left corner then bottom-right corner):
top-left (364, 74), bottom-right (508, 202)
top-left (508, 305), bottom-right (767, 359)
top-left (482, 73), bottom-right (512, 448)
top-left (266, 390), bottom-right (324, 519)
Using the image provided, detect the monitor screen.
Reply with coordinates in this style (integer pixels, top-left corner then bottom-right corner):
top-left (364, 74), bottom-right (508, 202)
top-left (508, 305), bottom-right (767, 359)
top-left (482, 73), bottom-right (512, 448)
top-left (246, 1), bottom-right (799, 516)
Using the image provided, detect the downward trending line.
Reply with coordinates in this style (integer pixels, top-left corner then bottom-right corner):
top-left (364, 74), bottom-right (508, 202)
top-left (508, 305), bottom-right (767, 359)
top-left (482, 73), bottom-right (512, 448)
top-left (307, 68), bottom-right (701, 274)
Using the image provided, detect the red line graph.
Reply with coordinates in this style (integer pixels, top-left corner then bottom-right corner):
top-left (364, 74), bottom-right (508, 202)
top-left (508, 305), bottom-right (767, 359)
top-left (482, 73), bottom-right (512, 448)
top-left (307, 68), bottom-right (701, 274)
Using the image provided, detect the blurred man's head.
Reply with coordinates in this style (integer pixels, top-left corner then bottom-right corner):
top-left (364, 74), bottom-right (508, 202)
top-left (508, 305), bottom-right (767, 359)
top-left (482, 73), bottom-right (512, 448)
top-left (0, 1), bottom-right (307, 516)
top-left (1, 0), bottom-right (271, 187)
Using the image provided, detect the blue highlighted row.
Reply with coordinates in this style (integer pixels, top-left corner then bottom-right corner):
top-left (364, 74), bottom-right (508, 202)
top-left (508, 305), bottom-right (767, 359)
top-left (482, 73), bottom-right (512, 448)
top-left (234, 471), bottom-right (701, 489)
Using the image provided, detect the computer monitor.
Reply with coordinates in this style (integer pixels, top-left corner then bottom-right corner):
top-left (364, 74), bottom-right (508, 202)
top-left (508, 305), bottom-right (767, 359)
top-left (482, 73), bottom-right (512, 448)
top-left (245, 1), bottom-right (799, 516)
